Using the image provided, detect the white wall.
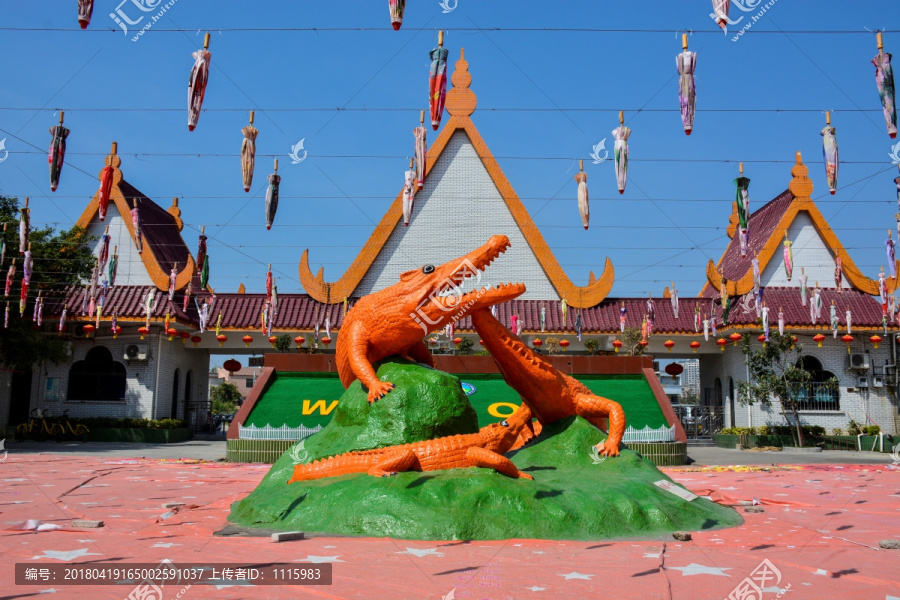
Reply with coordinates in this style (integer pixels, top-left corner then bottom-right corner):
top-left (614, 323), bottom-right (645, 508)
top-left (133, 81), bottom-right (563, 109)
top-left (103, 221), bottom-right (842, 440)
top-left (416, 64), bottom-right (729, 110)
top-left (354, 131), bottom-right (560, 300)
top-left (85, 203), bottom-right (154, 287)
top-left (759, 212), bottom-right (850, 289)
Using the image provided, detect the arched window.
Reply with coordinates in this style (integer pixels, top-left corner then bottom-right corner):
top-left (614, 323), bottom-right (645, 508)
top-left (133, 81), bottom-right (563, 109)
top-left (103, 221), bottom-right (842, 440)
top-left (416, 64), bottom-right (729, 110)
top-left (67, 346), bottom-right (127, 401)
top-left (793, 356), bottom-right (840, 410)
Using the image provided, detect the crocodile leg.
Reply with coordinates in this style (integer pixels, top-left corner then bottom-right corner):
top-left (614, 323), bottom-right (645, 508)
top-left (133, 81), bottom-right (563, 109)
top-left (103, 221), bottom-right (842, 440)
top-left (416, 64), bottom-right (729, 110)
top-left (574, 393), bottom-right (626, 457)
top-left (405, 338), bottom-right (436, 368)
top-left (465, 447), bottom-right (534, 479)
top-left (346, 321), bottom-right (395, 403)
top-left (368, 449), bottom-right (418, 477)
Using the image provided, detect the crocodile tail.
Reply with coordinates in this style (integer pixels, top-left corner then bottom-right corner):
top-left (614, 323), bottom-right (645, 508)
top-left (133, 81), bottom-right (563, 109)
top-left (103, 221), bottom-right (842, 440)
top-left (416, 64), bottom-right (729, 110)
top-left (288, 450), bottom-right (381, 483)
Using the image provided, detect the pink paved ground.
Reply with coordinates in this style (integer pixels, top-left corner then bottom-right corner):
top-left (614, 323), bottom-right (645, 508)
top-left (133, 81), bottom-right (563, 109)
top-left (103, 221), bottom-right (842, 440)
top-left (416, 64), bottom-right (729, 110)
top-left (1, 455), bottom-right (899, 600)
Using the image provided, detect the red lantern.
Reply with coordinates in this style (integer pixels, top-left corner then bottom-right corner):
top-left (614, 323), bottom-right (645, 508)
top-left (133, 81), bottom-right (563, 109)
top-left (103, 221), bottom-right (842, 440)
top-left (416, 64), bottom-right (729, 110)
top-left (216, 334), bottom-right (228, 347)
top-left (191, 335), bottom-right (202, 348)
top-left (665, 362), bottom-right (683, 376)
top-left (478, 339), bottom-right (483, 345)
top-left (320, 336), bottom-right (332, 348)
top-left (689, 340), bottom-right (701, 353)
top-left (453, 337), bottom-right (463, 347)
top-left (664, 340), bottom-right (675, 352)
top-left (295, 335), bottom-right (305, 349)
top-left (138, 326), bottom-right (150, 340)
top-left (758, 334), bottom-right (767, 348)
top-left (242, 334), bottom-right (253, 348)
top-left (716, 338), bottom-right (728, 352)
top-left (791, 335), bottom-right (798, 349)
top-left (83, 323), bottom-right (95, 338)
top-left (612, 339), bottom-right (623, 353)
top-left (532, 338), bottom-right (543, 348)
top-left (179, 330), bottom-right (191, 344)
top-left (870, 335), bottom-right (882, 349)
top-left (813, 333), bottom-right (826, 348)
top-left (269, 335), bottom-right (277, 347)
top-left (639, 340), bottom-right (649, 349)
top-left (112, 326), bottom-right (122, 339)
top-left (729, 332), bottom-right (742, 346)
top-left (428, 337), bottom-right (438, 346)
top-left (841, 334), bottom-right (854, 354)
top-left (559, 339), bottom-right (570, 351)
top-left (223, 358), bottom-right (241, 375)
top-left (166, 327), bottom-right (178, 341)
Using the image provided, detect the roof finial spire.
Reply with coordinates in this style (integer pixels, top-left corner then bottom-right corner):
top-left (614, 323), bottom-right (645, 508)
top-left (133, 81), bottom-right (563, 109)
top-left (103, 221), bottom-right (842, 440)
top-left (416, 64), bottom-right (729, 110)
top-left (446, 48), bottom-right (476, 117)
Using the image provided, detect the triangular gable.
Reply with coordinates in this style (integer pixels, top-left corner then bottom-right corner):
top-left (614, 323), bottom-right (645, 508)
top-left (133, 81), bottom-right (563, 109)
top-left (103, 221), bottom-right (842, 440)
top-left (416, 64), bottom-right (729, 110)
top-left (700, 153), bottom-right (897, 298)
top-left (75, 144), bottom-right (195, 292)
top-left (299, 48), bottom-right (614, 308)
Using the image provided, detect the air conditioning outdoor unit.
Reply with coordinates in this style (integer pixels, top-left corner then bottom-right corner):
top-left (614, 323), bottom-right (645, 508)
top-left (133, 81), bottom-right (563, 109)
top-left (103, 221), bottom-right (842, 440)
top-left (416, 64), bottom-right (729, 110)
top-left (849, 353), bottom-right (869, 370)
top-left (857, 376), bottom-right (868, 388)
top-left (873, 376), bottom-right (884, 388)
top-left (124, 344), bottom-right (149, 361)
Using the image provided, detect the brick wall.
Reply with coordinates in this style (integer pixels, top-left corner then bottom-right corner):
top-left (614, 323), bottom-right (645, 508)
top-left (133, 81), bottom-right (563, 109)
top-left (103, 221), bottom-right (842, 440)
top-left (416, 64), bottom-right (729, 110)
top-left (759, 213), bottom-right (848, 289)
top-left (86, 204), bottom-right (154, 287)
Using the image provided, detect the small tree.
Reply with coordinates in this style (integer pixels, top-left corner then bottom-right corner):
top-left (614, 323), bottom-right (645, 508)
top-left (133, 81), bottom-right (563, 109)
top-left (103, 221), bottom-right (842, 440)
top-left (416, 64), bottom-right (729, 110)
top-left (583, 339), bottom-right (600, 355)
top-left (736, 332), bottom-right (837, 447)
top-left (621, 327), bottom-right (645, 356)
top-left (544, 336), bottom-right (559, 355)
top-left (274, 334), bottom-right (292, 353)
top-left (210, 382), bottom-right (242, 414)
top-left (457, 337), bottom-right (474, 355)
top-left (680, 389), bottom-right (700, 405)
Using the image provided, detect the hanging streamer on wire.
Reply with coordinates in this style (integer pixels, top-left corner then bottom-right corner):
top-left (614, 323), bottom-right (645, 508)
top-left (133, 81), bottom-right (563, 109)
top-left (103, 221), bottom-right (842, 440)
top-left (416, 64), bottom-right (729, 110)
top-left (575, 160), bottom-right (589, 230)
top-left (19, 199), bottom-right (29, 255)
top-left (677, 33), bottom-right (697, 135)
top-left (188, 33), bottom-right (211, 131)
top-left (132, 199), bottom-right (143, 253)
top-left (402, 158), bottom-right (416, 226)
top-left (414, 110), bottom-right (427, 189)
top-left (873, 32), bottom-right (897, 139)
top-left (389, 0), bottom-right (406, 30)
top-left (241, 111), bottom-right (258, 192)
top-left (820, 111), bottom-right (839, 194)
top-left (613, 111), bottom-right (630, 194)
top-left (429, 31), bottom-right (449, 130)
top-left (265, 159), bottom-right (280, 230)
top-left (77, 0), bottom-right (93, 29)
top-left (48, 112), bottom-right (69, 192)
top-left (735, 163), bottom-right (750, 257)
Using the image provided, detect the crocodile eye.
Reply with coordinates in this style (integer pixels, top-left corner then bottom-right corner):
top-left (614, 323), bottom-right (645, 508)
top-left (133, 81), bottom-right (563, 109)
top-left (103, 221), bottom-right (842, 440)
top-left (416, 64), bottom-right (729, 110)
top-left (500, 420), bottom-right (509, 427)
top-left (422, 264), bottom-right (435, 274)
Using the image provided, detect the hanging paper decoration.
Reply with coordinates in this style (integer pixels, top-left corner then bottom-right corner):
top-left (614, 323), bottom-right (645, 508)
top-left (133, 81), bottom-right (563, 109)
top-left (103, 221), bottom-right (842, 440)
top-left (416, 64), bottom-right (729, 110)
top-left (132, 199), bottom-right (143, 253)
top-left (108, 246), bottom-right (118, 287)
top-left (575, 160), bottom-right (589, 229)
top-left (646, 295), bottom-right (655, 337)
top-left (414, 111), bottom-right (427, 189)
top-left (168, 264), bottom-right (177, 301)
top-left (872, 32), bottom-right (897, 139)
top-left (428, 31), bottom-right (449, 131)
top-left (670, 282), bottom-right (679, 319)
top-left (879, 268), bottom-right (888, 308)
top-left (575, 311), bottom-right (582, 341)
top-left (888, 230), bottom-right (897, 278)
top-left (778, 307), bottom-right (785, 336)
top-left (35, 295), bottom-right (43, 326)
top-left (640, 315), bottom-right (648, 341)
top-left (4, 303), bottom-right (7, 329)
top-left (782, 233), bottom-right (793, 281)
top-left (561, 297), bottom-right (568, 327)
top-left (710, 0), bottom-right (730, 31)
top-left (720, 275), bottom-right (731, 324)
top-left (5, 259), bottom-right (15, 297)
top-left (22, 246), bottom-right (32, 287)
top-left (751, 253), bottom-right (761, 293)
top-left (810, 285), bottom-right (822, 324)
top-left (820, 111), bottom-right (839, 195)
top-left (58, 307), bottom-right (66, 335)
top-left (612, 111), bottom-right (631, 195)
top-left (799, 267), bottom-right (808, 306)
top-left (197, 298), bottom-right (209, 333)
top-left (97, 162), bottom-right (114, 221)
top-left (18, 199), bottom-right (29, 255)
top-left (187, 34), bottom-right (211, 131)
top-left (710, 311), bottom-right (717, 337)
top-left (77, 0), bottom-right (93, 28)
top-left (241, 111), bottom-right (258, 192)
top-left (200, 252), bottom-right (210, 289)
top-left (0, 223), bottom-right (7, 267)
top-left (265, 159), bottom-right (280, 230)
top-left (735, 164), bottom-right (750, 257)
top-left (619, 302), bottom-right (627, 333)
top-left (762, 304), bottom-right (770, 341)
top-left (48, 113), bottom-right (69, 192)
top-left (265, 264), bottom-right (274, 305)
top-left (830, 302), bottom-right (839, 338)
top-left (676, 34), bottom-right (697, 135)
top-left (702, 314), bottom-right (709, 341)
top-left (389, 0), bottom-right (406, 30)
top-left (693, 304), bottom-right (701, 333)
top-left (510, 314), bottom-right (518, 333)
top-left (97, 228), bottom-right (110, 273)
top-left (402, 159), bottom-right (416, 226)
top-left (847, 308), bottom-right (853, 334)
top-left (834, 254), bottom-right (843, 292)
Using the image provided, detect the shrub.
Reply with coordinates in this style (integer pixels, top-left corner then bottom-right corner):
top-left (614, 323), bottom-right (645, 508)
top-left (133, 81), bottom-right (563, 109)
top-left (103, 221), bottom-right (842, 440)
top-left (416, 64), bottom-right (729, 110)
top-left (863, 425), bottom-right (881, 436)
top-left (76, 417), bottom-right (186, 430)
top-left (457, 338), bottom-right (475, 355)
top-left (847, 419), bottom-right (862, 436)
top-left (832, 428), bottom-right (843, 436)
top-left (756, 425), bottom-right (770, 436)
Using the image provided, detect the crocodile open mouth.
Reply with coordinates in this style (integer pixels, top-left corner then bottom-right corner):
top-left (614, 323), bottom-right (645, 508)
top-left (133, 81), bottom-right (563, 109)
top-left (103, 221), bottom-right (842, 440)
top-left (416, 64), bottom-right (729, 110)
top-left (430, 235), bottom-right (526, 309)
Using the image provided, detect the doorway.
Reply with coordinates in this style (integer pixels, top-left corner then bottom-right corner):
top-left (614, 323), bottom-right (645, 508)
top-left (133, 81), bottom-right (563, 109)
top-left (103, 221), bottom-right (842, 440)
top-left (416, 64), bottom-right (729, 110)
top-left (9, 368), bottom-right (33, 425)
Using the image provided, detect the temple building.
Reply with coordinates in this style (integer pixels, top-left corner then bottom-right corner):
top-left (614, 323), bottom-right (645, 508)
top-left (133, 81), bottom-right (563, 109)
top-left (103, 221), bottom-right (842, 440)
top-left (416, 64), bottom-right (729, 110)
top-left (1, 50), bottom-right (897, 451)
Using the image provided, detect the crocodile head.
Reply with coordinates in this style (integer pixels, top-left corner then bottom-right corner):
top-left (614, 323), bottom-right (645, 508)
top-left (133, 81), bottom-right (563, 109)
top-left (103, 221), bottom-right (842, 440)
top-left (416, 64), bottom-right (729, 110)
top-left (400, 235), bottom-right (526, 336)
top-left (479, 404), bottom-right (534, 454)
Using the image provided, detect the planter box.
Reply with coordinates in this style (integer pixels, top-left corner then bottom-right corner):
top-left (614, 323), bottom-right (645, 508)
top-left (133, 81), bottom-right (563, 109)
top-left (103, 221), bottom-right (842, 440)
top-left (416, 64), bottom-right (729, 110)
top-left (86, 428), bottom-right (192, 444)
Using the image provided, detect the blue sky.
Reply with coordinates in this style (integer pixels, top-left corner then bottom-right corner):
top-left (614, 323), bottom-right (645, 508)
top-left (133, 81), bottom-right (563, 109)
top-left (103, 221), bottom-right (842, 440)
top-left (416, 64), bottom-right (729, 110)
top-left (1, 1), bottom-right (898, 298)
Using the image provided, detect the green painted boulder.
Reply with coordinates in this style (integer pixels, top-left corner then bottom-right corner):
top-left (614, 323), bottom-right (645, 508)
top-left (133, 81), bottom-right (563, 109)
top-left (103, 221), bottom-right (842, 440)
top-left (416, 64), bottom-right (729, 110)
top-left (229, 360), bottom-right (742, 540)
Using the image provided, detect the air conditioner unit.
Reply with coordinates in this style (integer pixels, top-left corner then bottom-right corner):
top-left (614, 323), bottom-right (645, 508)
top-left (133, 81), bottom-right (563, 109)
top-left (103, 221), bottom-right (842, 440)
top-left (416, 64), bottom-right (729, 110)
top-left (873, 376), bottom-right (884, 388)
top-left (849, 353), bottom-right (869, 370)
top-left (124, 344), bottom-right (149, 361)
top-left (857, 376), bottom-right (868, 388)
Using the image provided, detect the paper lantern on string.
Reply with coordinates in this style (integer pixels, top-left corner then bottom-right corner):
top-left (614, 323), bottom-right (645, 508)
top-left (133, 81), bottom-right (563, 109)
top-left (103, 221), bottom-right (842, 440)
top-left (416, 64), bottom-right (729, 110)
top-left (166, 328), bottom-right (178, 341)
top-left (716, 338), bottom-right (728, 352)
top-left (242, 334), bottom-right (253, 348)
top-left (112, 326), bottom-right (122, 339)
top-left (191, 335), bottom-right (202, 348)
top-left (791, 335), bottom-right (798, 349)
top-left (813, 333), bottom-right (826, 348)
top-left (428, 337), bottom-right (437, 346)
top-left (758, 334), bottom-right (767, 348)
top-left (83, 323), bottom-right (95, 338)
top-left (665, 363), bottom-right (683, 376)
top-left (138, 326), bottom-right (150, 340)
top-left (689, 340), bottom-right (701, 353)
top-left (870, 335), bottom-right (882, 349)
top-left (216, 334), bottom-right (228, 347)
top-left (559, 339), bottom-right (570, 352)
top-left (452, 337), bottom-right (463, 347)
top-left (729, 332), bottom-right (742, 346)
top-left (320, 336), bottom-right (332, 348)
top-left (294, 335), bottom-right (305, 350)
top-left (841, 334), bottom-right (854, 354)
top-left (179, 330), bottom-right (190, 344)
top-left (639, 340), bottom-right (648, 350)
top-left (664, 340), bottom-right (675, 352)
top-left (478, 339), bottom-right (483, 346)
top-left (269, 335), bottom-right (277, 348)
top-left (612, 339), bottom-right (623, 353)
top-left (532, 338), bottom-right (543, 349)
top-left (223, 359), bottom-right (241, 375)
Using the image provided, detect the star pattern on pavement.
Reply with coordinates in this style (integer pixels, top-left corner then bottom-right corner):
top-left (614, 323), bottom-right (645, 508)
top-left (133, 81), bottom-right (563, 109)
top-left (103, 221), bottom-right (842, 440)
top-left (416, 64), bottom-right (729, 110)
top-left (396, 547), bottom-right (445, 557)
top-left (31, 548), bottom-right (101, 562)
top-left (666, 563), bottom-right (732, 576)
top-left (298, 555), bottom-right (344, 563)
top-left (559, 572), bottom-right (592, 580)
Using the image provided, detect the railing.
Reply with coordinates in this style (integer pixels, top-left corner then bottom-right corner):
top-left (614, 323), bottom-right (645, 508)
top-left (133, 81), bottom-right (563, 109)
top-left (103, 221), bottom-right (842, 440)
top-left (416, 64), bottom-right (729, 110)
top-left (622, 424), bottom-right (676, 443)
top-left (787, 382), bottom-right (840, 411)
top-left (238, 423), bottom-right (323, 440)
top-left (673, 405), bottom-right (724, 439)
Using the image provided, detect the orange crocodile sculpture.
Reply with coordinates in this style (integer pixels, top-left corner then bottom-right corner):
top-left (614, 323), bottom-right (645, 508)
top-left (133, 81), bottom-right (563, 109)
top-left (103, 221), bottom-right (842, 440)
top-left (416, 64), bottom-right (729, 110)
top-left (337, 234), bottom-right (525, 403)
top-left (471, 309), bottom-right (626, 457)
top-left (288, 405), bottom-right (534, 482)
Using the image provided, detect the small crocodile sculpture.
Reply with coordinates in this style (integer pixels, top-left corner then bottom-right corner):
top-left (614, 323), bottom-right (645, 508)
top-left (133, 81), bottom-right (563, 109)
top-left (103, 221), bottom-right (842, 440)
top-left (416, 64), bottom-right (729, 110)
top-left (288, 405), bottom-right (534, 482)
top-left (471, 309), bottom-right (626, 457)
top-left (337, 235), bottom-right (525, 403)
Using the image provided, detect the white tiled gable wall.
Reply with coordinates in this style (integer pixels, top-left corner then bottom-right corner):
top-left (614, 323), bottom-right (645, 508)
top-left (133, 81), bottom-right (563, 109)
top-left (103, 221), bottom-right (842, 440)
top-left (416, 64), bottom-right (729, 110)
top-left (354, 131), bottom-right (560, 300)
top-left (85, 203), bottom-right (154, 287)
top-left (700, 335), bottom-right (898, 434)
top-left (759, 212), bottom-right (849, 289)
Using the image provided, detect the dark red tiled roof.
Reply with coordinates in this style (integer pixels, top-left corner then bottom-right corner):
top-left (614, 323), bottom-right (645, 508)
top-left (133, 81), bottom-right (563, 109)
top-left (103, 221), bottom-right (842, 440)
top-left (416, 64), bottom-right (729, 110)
top-left (701, 189), bottom-right (794, 298)
top-left (120, 181), bottom-right (191, 273)
top-left (43, 286), bottom-right (895, 334)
